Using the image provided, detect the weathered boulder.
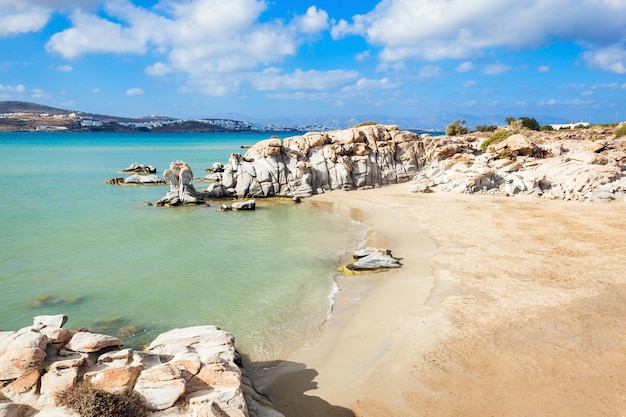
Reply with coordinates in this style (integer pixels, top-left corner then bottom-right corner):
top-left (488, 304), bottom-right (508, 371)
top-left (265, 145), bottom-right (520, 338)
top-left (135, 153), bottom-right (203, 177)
top-left (156, 160), bottom-right (210, 206)
top-left (231, 200), bottom-right (256, 211)
top-left (122, 163), bottom-right (157, 174)
top-left (65, 331), bottom-right (123, 353)
top-left (341, 248), bottom-right (403, 275)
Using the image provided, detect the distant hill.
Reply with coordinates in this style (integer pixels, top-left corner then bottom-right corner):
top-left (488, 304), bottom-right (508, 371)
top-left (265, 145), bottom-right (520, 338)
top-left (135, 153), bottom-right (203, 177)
top-left (0, 101), bottom-right (76, 116)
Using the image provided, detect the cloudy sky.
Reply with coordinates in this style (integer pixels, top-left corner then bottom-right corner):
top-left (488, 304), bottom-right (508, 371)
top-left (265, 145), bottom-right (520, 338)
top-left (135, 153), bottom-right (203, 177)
top-left (1, 0), bottom-right (625, 127)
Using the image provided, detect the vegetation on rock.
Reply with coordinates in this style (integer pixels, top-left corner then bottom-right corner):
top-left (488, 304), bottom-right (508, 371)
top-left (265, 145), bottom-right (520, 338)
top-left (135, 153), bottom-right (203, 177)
top-left (615, 124), bottom-right (626, 137)
top-left (55, 383), bottom-right (149, 417)
top-left (445, 119), bottom-right (469, 136)
top-left (480, 129), bottom-right (513, 151)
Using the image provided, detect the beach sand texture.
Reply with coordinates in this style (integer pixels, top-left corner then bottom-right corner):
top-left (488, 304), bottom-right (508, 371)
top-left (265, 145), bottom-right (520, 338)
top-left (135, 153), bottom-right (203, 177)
top-left (252, 184), bottom-right (626, 417)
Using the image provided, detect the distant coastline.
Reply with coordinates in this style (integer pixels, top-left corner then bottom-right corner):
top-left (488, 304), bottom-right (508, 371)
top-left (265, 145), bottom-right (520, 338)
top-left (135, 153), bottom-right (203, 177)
top-left (0, 100), bottom-right (445, 135)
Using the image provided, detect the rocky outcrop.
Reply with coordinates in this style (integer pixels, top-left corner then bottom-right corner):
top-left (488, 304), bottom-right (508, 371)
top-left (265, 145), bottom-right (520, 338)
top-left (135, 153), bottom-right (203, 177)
top-left (209, 123), bottom-right (625, 202)
top-left (0, 315), bottom-right (283, 417)
top-left (408, 126), bottom-right (626, 202)
top-left (122, 163), bottom-right (157, 174)
top-left (107, 174), bottom-right (166, 185)
top-left (214, 125), bottom-right (425, 198)
top-left (156, 161), bottom-right (211, 206)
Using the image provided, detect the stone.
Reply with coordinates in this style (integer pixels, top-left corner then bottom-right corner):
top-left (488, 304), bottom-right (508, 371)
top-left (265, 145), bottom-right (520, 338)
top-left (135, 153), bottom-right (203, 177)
top-left (65, 331), bottom-right (123, 353)
top-left (84, 365), bottom-right (143, 394)
top-left (123, 174), bottom-right (164, 184)
top-left (231, 200), bottom-right (256, 210)
top-left (122, 163), bottom-right (157, 174)
top-left (39, 367), bottom-right (79, 403)
top-left (33, 315), bottom-right (68, 328)
top-left (133, 375), bottom-right (186, 410)
top-left (0, 330), bottom-right (48, 380)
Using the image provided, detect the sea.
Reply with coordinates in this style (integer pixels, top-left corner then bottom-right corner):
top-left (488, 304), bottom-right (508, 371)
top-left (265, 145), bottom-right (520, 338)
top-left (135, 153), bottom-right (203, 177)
top-left (0, 131), bottom-right (367, 362)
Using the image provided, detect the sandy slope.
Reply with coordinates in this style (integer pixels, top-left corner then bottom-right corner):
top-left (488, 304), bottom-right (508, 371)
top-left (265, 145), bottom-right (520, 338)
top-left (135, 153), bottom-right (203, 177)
top-left (251, 184), bottom-right (626, 417)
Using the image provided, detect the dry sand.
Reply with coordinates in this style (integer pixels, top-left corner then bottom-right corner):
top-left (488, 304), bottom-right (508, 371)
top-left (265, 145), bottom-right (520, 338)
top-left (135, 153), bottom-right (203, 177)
top-left (251, 184), bottom-right (626, 417)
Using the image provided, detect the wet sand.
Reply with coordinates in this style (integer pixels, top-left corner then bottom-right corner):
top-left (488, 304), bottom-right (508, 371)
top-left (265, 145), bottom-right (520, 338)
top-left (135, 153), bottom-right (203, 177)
top-left (251, 184), bottom-right (626, 417)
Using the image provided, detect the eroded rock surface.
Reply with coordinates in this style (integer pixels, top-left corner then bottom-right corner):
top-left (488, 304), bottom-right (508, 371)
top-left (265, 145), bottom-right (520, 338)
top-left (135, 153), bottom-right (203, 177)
top-left (0, 316), bottom-right (283, 417)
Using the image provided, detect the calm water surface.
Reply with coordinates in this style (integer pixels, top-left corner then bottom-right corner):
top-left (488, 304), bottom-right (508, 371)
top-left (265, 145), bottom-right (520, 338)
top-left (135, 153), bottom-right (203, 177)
top-left (0, 132), bottom-right (366, 361)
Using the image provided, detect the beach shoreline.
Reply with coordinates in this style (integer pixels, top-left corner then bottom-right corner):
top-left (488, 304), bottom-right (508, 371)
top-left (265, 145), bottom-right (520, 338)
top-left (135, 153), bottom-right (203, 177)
top-left (251, 183), bottom-right (626, 417)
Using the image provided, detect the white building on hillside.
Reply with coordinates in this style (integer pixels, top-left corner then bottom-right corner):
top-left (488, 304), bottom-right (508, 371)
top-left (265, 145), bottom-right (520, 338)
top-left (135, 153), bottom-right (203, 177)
top-left (549, 122), bottom-right (589, 130)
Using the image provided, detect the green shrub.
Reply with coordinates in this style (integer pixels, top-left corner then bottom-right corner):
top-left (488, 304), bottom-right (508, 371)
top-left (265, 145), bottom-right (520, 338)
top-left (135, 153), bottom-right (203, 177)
top-left (540, 124), bottom-right (554, 131)
top-left (615, 124), bottom-right (626, 137)
top-left (55, 383), bottom-right (149, 417)
top-left (445, 119), bottom-right (468, 136)
top-left (480, 130), bottom-right (513, 151)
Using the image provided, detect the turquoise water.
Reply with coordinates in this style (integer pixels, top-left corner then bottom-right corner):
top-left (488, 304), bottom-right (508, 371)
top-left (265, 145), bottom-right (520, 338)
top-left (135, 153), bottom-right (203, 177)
top-left (0, 132), bottom-right (366, 361)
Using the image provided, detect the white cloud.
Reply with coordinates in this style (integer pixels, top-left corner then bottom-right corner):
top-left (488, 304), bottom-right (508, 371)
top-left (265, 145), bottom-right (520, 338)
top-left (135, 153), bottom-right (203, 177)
top-left (418, 65), bottom-right (440, 78)
top-left (538, 65), bottom-right (550, 73)
top-left (583, 43), bottom-right (626, 74)
top-left (341, 77), bottom-right (399, 94)
top-left (251, 68), bottom-right (359, 91)
top-left (57, 65), bottom-right (73, 72)
top-left (462, 80), bottom-right (477, 88)
top-left (0, 83), bottom-right (26, 93)
top-left (483, 64), bottom-right (512, 75)
top-left (126, 88), bottom-right (144, 96)
top-left (0, 2), bottom-right (50, 36)
top-left (356, 50), bottom-right (371, 62)
top-left (293, 6), bottom-right (329, 34)
top-left (42, 0), bottom-right (334, 95)
top-left (456, 61), bottom-right (475, 73)
top-left (331, 0), bottom-right (626, 62)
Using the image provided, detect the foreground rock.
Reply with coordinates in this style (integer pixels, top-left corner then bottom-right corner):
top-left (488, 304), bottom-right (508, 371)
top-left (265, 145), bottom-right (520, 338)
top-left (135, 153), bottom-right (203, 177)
top-left (0, 315), bottom-right (283, 417)
top-left (340, 248), bottom-right (402, 275)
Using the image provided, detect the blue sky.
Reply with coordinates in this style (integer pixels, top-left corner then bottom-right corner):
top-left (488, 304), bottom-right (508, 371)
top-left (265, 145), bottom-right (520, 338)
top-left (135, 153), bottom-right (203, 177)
top-left (1, 0), bottom-right (625, 128)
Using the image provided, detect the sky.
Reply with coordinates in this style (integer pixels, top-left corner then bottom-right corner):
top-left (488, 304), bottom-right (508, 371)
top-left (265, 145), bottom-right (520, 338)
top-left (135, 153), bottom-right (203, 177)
top-left (1, 0), bottom-right (625, 128)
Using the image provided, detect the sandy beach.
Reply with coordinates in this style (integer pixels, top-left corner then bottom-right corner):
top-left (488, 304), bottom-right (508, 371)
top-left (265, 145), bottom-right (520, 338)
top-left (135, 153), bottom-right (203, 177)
top-left (252, 183), bottom-right (626, 417)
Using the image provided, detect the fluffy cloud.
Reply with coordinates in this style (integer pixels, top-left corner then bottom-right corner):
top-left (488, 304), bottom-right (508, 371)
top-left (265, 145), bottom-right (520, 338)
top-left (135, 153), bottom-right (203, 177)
top-left (332, 0), bottom-right (626, 63)
top-left (0, 2), bottom-right (50, 36)
top-left (126, 87), bottom-right (144, 96)
top-left (251, 68), bottom-right (359, 91)
top-left (583, 44), bottom-right (626, 74)
top-left (43, 0), bottom-right (331, 95)
top-left (0, 0), bottom-right (103, 36)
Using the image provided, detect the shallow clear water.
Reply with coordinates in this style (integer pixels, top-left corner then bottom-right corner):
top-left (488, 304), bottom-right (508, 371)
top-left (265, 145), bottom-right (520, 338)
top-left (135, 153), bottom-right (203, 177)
top-left (0, 132), bottom-right (366, 360)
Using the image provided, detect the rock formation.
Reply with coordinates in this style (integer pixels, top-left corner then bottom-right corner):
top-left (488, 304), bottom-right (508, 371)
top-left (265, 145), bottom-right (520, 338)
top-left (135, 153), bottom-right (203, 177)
top-left (215, 125), bottom-right (424, 198)
top-left (156, 161), bottom-right (211, 206)
top-left (210, 123), bottom-right (625, 202)
top-left (409, 125), bottom-right (626, 202)
top-left (339, 248), bottom-right (403, 275)
top-left (0, 315), bottom-right (283, 417)
top-left (107, 175), bottom-right (165, 185)
top-left (122, 163), bottom-right (157, 174)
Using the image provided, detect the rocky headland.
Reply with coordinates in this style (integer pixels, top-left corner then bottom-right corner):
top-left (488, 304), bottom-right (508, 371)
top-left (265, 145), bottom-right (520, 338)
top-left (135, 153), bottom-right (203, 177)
top-left (0, 315), bottom-right (283, 417)
top-left (192, 122), bottom-right (626, 203)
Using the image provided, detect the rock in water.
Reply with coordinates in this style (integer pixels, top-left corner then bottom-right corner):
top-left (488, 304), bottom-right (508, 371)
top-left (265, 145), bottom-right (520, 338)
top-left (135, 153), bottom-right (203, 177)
top-left (156, 160), bottom-right (210, 206)
top-left (231, 199), bottom-right (256, 210)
